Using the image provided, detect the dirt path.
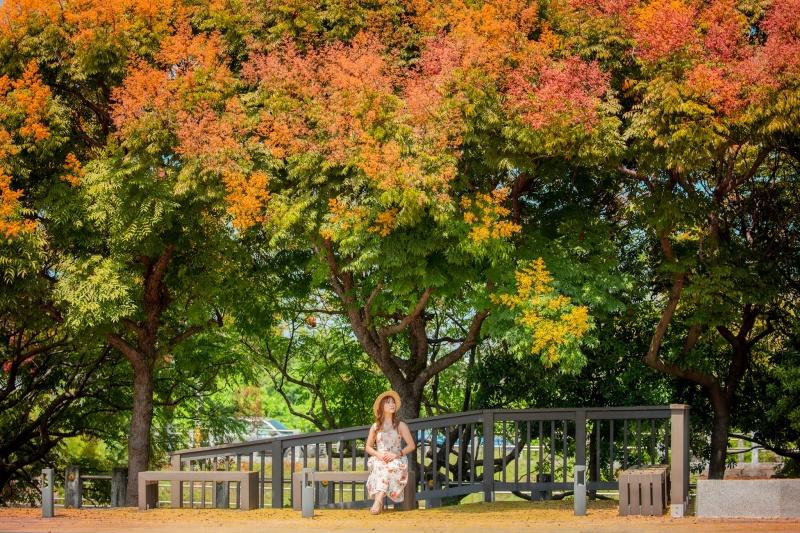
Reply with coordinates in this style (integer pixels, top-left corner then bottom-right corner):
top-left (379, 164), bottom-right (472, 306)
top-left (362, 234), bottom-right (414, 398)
top-left (2, 502), bottom-right (798, 533)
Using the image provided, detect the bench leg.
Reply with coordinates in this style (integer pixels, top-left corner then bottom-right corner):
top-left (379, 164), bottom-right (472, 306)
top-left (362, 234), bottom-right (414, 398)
top-left (241, 474), bottom-right (258, 510)
top-left (138, 480), bottom-right (158, 511)
top-left (138, 476), bottom-right (147, 511)
top-left (292, 472), bottom-right (301, 511)
top-left (170, 480), bottom-right (183, 508)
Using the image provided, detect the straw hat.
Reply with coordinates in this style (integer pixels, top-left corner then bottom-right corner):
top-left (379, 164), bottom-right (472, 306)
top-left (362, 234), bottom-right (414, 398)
top-left (372, 390), bottom-right (402, 419)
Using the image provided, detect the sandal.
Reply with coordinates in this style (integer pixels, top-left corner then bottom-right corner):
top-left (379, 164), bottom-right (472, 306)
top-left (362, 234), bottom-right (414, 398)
top-left (370, 499), bottom-right (384, 515)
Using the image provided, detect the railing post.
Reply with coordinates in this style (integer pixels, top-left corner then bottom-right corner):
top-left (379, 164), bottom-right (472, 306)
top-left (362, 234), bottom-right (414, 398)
top-left (271, 440), bottom-right (283, 509)
top-left (65, 466), bottom-right (81, 508)
top-left (670, 404), bottom-right (690, 517)
top-left (483, 410), bottom-right (494, 503)
top-left (575, 409), bottom-right (586, 473)
top-left (168, 454), bottom-right (182, 508)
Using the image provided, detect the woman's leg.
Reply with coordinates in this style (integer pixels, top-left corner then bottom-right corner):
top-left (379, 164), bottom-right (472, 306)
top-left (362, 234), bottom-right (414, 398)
top-left (370, 491), bottom-right (385, 514)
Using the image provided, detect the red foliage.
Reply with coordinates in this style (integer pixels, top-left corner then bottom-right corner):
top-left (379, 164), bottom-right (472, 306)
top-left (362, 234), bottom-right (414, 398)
top-left (761, 0), bottom-right (800, 77)
top-left (506, 56), bottom-right (610, 131)
top-left (698, 0), bottom-right (748, 62)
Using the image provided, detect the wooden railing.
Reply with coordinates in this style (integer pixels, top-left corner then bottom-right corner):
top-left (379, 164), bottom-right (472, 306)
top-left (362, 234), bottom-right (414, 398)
top-left (170, 405), bottom-right (690, 516)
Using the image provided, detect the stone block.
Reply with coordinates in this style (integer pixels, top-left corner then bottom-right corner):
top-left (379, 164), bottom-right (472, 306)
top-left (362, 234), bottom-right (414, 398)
top-left (696, 479), bottom-right (800, 518)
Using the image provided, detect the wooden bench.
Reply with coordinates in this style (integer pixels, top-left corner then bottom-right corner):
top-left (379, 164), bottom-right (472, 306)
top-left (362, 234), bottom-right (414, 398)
top-left (291, 469), bottom-right (415, 511)
top-left (619, 465), bottom-right (670, 516)
top-left (138, 471), bottom-right (259, 511)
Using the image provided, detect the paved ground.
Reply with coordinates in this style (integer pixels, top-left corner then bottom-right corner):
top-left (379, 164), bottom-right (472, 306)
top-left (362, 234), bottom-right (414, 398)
top-left (2, 502), bottom-right (799, 533)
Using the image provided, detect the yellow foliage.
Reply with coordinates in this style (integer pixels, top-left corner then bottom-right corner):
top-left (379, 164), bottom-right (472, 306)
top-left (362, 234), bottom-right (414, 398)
top-left (493, 258), bottom-right (590, 365)
top-left (461, 187), bottom-right (521, 244)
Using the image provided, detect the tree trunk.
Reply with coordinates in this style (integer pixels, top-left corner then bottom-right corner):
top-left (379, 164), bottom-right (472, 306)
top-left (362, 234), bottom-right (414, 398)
top-left (398, 389), bottom-right (422, 421)
top-left (707, 388), bottom-right (731, 480)
top-left (125, 363), bottom-right (154, 506)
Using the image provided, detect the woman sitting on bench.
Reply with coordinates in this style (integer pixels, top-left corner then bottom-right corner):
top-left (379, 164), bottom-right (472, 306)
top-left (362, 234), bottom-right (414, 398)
top-left (365, 391), bottom-right (416, 515)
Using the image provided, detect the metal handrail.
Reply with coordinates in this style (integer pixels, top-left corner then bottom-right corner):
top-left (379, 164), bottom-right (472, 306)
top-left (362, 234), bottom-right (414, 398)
top-left (168, 404), bottom-right (689, 514)
top-left (172, 406), bottom-right (671, 458)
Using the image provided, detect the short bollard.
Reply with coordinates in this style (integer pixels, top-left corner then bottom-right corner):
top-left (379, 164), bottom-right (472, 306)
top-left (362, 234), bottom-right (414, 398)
top-left (301, 468), bottom-right (314, 518)
top-left (65, 466), bottom-right (82, 508)
top-left (42, 468), bottom-right (54, 518)
top-left (574, 465), bottom-right (586, 516)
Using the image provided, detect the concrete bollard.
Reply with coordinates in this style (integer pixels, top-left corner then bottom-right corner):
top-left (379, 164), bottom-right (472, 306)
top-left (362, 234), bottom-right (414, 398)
top-left (301, 468), bottom-right (314, 518)
top-left (65, 466), bottom-right (82, 508)
top-left (574, 465), bottom-right (586, 516)
top-left (42, 469), bottom-right (54, 518)
top-left (111, 467), bottom-right (128, 507)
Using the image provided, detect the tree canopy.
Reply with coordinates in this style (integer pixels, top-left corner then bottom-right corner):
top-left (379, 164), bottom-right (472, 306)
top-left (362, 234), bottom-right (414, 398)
top-left (0, 0), bottom-right (798, 503)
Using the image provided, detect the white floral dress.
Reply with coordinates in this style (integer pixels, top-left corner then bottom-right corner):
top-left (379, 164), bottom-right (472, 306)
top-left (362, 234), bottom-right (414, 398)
top-left (366, 423), bottom-right (409, 502)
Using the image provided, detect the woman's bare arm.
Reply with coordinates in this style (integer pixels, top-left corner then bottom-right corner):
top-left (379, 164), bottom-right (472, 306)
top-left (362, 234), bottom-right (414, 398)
top-left (365, 424), bottom-right (379, 457)
top-left (398, 422), bottom-right (416, 457)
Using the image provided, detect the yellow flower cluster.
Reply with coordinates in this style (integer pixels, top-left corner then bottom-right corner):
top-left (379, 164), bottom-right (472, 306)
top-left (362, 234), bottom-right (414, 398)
top-left (461, 187), bottom-right (521, 244)
top-left (493, 258), bottom-right (590, 365)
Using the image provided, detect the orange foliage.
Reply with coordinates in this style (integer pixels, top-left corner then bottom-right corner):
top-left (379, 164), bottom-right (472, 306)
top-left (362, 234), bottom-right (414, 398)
top-left (9, 61), bottom-right (52, 142)
top-left (324, 197), bottom-right (369, 237)
top-left (567, 0), bottom-right (639, 17)
top-left (110, 60), bottom-right (174, 134)
top-left (0, 60), bottom-right (55, 238)
top-left (0, 0), bottom-right (60, 41)
top-left (410, 0), bottom-right (543, 74)
top-left (0, 172), bottom-right (35, 238)
top-left (64, 0), bottom-right (175, 48)
top-left (62, 153), bottom-right (84, 186)
top-left (109, 13), bottom-right (268, 227)
top-left (369, 208), bottom-right (399, 237)
top-left (222, 170), bottom-right (270, 230)
top-left (632, 0), bottom-right (697, 62)
top-left (243, 32), bottom-right (460, 200)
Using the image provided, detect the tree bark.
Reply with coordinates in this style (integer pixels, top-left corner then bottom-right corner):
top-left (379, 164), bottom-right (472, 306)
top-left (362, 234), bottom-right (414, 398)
top-left (125, 362), bottom-right (154, 506)
top-left (707, 386), bottom-right (731, 479)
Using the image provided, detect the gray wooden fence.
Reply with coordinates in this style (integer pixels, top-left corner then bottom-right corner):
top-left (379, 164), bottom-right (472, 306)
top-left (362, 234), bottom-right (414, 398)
top-left (170, 405), bottom-right (690, 516)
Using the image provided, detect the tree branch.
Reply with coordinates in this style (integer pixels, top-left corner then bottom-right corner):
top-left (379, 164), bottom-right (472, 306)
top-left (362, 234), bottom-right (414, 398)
top-left (378, 287), bottom-right (433, 337)
top-left (416, 309), bottom-right (489, 386)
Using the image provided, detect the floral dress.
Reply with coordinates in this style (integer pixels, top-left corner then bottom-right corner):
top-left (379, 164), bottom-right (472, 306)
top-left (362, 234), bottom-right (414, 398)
top-left (366, 423), bottom-right (409, 502)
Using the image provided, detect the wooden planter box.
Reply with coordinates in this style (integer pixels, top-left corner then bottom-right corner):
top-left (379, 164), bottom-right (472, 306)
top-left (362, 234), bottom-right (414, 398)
top-left (696, 479), bottom-right (800, 518)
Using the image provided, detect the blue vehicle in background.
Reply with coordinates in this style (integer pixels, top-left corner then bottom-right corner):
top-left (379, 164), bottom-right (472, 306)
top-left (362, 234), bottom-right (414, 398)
top-left (418, 429), bottom-right (515, 451)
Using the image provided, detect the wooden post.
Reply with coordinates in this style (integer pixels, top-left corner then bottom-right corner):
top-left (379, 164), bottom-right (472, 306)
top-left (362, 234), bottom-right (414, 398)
top-left (65, 466), bottom-right (82, 508)
top-left (169, 455), bottom-right (182, 508)
top-left (271, 440), bottom-right (283, 508)
top-left (670, 404), bottom-right (690, 517)
top-left (575, 409), bottom-right (586, 476)
top-left (111, 467), bottom-right (128, 507)
top-left (483, 410), bottom-right (494, 503)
